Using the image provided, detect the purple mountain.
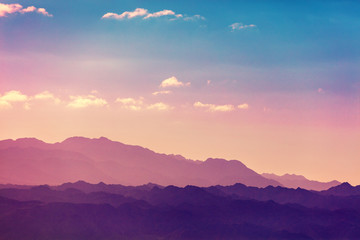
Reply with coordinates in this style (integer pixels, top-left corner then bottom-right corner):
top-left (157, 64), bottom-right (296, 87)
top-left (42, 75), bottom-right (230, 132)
top-left (0, 137), bottom-right (280, 187)
top-left (262, 173), bottom-right (340, 191)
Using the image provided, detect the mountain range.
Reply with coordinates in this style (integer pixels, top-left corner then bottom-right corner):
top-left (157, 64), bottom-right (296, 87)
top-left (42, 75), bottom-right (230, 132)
top-left (0, 137), bottom-right (340, 189)
top-left (262, 173), bottom-right (340, 191)
top-left (0, 181), bottom-right (359, 240)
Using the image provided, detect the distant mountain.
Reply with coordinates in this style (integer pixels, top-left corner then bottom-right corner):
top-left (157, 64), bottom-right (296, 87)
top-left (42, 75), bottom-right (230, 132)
top-left (1, 182), bottom-right (360, 240)
top-left (321, 182), bottom-right (360, 196)
top-left (262, 173), bottom-right (340, 191)
top-left (0, 137), bottom-right (280, 187)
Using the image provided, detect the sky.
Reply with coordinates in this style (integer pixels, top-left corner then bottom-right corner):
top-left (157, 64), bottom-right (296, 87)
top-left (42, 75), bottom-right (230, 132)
top-left (0, 0), bottom-right (359, 184)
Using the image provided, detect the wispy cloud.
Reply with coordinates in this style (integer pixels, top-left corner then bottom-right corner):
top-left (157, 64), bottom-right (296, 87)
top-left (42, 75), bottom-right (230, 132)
top-left (194, 101), bottom-right (235, 112)
top-left (229, 22), bottom-right (256, 31)
top-left (115, 97), bottom-right (144, 111)
top-left (102, 8), bottom-right (203, 21)
top-left (183, 14), bottom-right (205, 21)
top-left (34, 91), bottom-right (61, 104)
top-left (160, 76), bottom-right (190, 88)
top-left (144, 10), bottom-right (177, 19)
top-left (152, 90), bottom-right (172, 96)
top-left (0, 99), bottom-right (12, 110)
top-left (147, 102), bottom-right (173, 111)
top-left (238, 103), bottom-right (249, 110)
top-left (67, 95), bottom-right (107, 109)
top-left (102, 8), bottom-right (148, 20)
top-left (0, 3), bottom-right (52, 17)
top-left (115, 97), bottom-right (173, 111)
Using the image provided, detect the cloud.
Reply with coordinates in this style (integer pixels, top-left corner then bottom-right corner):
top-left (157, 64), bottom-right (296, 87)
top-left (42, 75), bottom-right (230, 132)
top-left (0, 99), bottom-right (12, 110)
top-left (229, 22), bottom-right (256, 31)
top-left (194, 101), bottom-right (235, 112)
top-left (152, 90), bottom-right (172, 96)
top-left (0, 90), bottom-right (28, 102)
top-left (147, 102), bottom-right (173, 111)
top-left (144, 10), bottom-right (176, 19)
top-left (160, 76), bottom-right (190, 88)
top-left (102, 8), bottom-right (203, 21)
top-left (0, 90), bottom-right (29, 110)
top-left (184, 14), bottom-right (206, 21)
top-left (34, 91), bottom-right (61, 104)
top-left (115, 97), bottom-right (144, 111)
top-left (102, 8), bottom-right (148, 20)
top-left (0, 3), bottom-right (52, 17)
top-left (67, 95), bottom-right (107, 108)
top-left (116, 97), bottom-right (172, 111)
top-left (317, 88), bottom-right (325, 94)
top-left (238, 103), bottom-right (249, 110)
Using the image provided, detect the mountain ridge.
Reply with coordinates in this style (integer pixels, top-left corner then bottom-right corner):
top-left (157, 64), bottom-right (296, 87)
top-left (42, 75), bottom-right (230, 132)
top-left (0, 137), bottom-right (281, 188)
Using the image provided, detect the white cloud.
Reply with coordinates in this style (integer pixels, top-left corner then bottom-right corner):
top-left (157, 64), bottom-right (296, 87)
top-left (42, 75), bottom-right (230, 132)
top-left (144, 9), bottom-right (176, 19)
top-left (0, 90), bottom-right (28, 102)
top-left (33, 91), bottom-right (61, 104)
top-left (102, 8), bottom-right (148, 20)
top-left (102, 8), bottom-right (204, 21)
top-left (115, 97), bottom-right (144, 111)
top-left (238, 103), bottom-right (249, 110)
top-left (152, 90), bottom-right (172, 96)
top-left (0, 3), bottom-right (52, 17)
top-left (147, 102), bottom-right (173, 111)
top-left (194, 101), bottom-right (235, 112)
top-left (115, 97), bottom-right (143, 105)
top-left (67, 95), bottom-right (108, 108)
top-left (229, 22), bottom-right (256, 31)
top-left (160, 76), bottom-right (190, 88)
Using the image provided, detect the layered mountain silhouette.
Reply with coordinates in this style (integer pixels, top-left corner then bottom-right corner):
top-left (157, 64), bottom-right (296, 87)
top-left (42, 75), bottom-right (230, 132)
top-left (1, 181), bottom-right (360, 240)
top-left (0, 137), bottom-right (281, 187)
top-left (262, 173), bottom-right (340, 191)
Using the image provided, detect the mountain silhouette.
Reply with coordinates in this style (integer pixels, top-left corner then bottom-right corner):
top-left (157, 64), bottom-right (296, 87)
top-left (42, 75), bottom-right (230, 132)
top-left (262, 173), bottom-right (340, 191)
top-left (321, 182), bottom-right (360, 196)
top-left (0, 137), bottom-right (280, 187)
top-left (1, 181), bottom-right (360, 240)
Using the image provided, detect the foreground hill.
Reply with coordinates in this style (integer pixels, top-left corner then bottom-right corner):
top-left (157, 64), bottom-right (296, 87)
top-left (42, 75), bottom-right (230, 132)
top-left (262, 173), bottom-right (340, 191)
top-left (0, 181), bottom-right (360, 240)
top-left (0, 137), bottom-right (280, 187)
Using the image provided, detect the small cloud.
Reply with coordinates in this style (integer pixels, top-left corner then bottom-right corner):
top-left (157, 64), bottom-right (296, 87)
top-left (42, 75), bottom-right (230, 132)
top-left (34, 8), bottom-right (52, 17)
top-left (67, 95), bottom-right (107, 108)
top-left (317, 88), bottom-right (325, 94)
top-left (229, 22), bottom-right (256, 31)
top-left (147, 102), bottom-right (173, 111)
top-left (115, 97), bottom-right (144, 111)
top-left (160, 76), bottom-right (190, 88)
top-left (238, 103), bottom-right (249, 110)
top-left (184, 14), bottom-right (205, 21)
top-left (263, 107), bottom-right (271, 112)
top-left (33, 91), bottom-right (61, 104)
top-left (0, 99), bottom-right (12, 110)
top-left (23, 102), bottom-right (31, 111)
top-left (206, 80), bottom-right (212, 86)
top-left (115, 97), bottom-right (143, 105)
top-left (152, 90), bottom-right (172, 96)
top-left (0, 3), bottom-right (52, 17)
top-left (194, 101), bottom-right (235, 112)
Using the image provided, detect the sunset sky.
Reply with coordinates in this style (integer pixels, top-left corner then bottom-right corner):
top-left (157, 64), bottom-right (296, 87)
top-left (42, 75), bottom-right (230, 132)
top-left (1, 0), bottom-right (359, 184)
